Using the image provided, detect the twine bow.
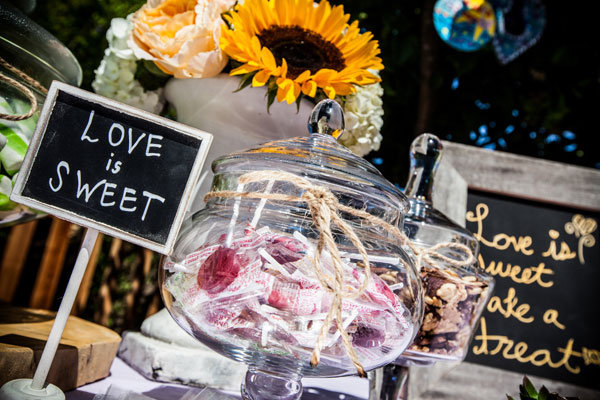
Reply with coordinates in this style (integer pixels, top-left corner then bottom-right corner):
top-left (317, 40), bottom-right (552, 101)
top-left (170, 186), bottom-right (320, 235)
top-left (204, 170), bottom-right (475, 376)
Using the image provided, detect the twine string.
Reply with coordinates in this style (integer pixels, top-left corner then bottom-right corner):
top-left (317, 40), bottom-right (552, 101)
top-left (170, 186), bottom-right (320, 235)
top-left (0, 56), bottom-right (48, 121)
top-left (204, 170), bottom-right (475, 377)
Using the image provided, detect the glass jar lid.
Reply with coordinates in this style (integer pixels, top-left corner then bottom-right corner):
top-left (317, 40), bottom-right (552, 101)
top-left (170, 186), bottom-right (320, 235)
top-left (211, 100), bottom-right (409, 222)
top-left (402, 133), bottom-right (478, 252)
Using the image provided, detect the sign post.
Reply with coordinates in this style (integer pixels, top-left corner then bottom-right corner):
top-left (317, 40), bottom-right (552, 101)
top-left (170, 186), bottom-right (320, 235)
top-left (0, 81), bottom-right (212, 399)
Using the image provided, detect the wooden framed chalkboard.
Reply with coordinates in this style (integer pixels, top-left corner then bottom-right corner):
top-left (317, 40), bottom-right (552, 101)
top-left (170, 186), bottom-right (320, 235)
top-left (10, 82), bottom-right (213, 255)
top-left (441, 142), bottom-right (600, 393)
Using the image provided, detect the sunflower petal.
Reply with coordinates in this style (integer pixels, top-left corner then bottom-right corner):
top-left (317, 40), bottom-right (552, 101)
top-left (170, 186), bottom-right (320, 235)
top-left (276, 78), bottom-right (294, 102)
top-left (253, 69), bottom-right (272, 87)
top-left (302, 80), bottom-right (317, 97)
top-left (231, 63), bottom-right (261, 75)
top-left (260, 46), bottom-right (277, 71)
top-left (322, 85), bottom-right (336, 99)
top-left (294, 70), bottom-right (311, 83)
top-left (279, 58), bottom-right (288, 78)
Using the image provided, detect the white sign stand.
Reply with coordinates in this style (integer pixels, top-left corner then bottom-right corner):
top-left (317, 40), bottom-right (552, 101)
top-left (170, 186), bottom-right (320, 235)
top-left (0, 228), bottom-right (99, 400)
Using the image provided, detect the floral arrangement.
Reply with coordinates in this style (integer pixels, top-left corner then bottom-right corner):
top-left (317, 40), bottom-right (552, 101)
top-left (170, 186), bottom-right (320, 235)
top-left (93, 0), bottom-right (385, 156)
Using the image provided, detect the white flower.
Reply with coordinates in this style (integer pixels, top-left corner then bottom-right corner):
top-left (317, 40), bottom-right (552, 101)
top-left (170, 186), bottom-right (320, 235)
top-left (92, 17), bottom-right (164, 114)
top-left (107, 18), bottom-right (136, 60)
top-left (339, 77), bottom-right (384, 157)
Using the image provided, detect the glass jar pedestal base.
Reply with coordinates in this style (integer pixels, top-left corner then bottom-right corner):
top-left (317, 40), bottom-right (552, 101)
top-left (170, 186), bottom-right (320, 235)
top-left (368, 365), bottom-right (409, 400)
top-left (241, 369), bottom-right (302, 400)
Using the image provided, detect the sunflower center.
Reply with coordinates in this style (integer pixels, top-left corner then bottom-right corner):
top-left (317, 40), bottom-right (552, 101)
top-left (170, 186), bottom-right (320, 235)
top-left (257, 26), bottom-right (345, 79)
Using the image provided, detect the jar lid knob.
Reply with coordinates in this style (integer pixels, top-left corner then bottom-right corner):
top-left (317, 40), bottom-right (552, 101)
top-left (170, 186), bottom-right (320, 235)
top-left (307, 99), bottom-right (345, 140)
top-left (404, 133), bottom-right (443, 201)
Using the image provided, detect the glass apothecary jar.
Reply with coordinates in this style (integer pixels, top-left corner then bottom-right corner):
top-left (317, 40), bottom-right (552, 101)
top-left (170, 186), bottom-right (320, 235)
top-left (1, 1), bottom-right (82, 226)
top-left (399, 134), bottom-right (494, 364)
top-left (160, 101), bottom-right (423, 399)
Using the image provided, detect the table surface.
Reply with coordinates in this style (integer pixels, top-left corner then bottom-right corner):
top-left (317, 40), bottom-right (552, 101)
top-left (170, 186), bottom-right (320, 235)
top-left (66, 357), bottom-right (369, 400)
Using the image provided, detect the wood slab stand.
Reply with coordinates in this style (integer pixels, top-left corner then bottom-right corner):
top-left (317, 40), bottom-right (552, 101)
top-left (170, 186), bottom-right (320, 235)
top-left (0, 305), bottom-right (121, 390)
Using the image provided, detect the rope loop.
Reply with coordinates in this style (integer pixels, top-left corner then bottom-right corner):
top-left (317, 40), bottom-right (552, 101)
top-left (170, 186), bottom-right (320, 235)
top-left (0, 56), bottom-right (48, 121)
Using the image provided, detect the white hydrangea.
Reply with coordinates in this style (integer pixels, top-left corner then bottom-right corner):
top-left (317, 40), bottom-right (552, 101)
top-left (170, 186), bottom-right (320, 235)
top-left (339, 78), bottom-right (384, 157)
top-left (92, 18), bottom-right (164, 114)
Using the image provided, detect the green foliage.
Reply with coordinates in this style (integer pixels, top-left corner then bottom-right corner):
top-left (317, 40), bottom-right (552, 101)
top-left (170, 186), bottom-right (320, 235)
top-left (135, 60), bottom-right (171, 91)
top-left (507, 376), bottom-right (580, 400)
top-left (30, 0), bottom-right (146, 91)
top-left (234, 71), bottom-right (257, 93)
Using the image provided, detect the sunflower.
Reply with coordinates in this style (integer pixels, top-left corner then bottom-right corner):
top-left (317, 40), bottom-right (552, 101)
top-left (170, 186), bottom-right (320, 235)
top-left (219, 0), bottom-right (384, 104)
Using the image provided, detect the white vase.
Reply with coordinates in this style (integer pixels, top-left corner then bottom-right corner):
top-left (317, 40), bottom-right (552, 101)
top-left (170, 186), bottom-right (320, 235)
top-left (164, 74), bottom-right (313, 215)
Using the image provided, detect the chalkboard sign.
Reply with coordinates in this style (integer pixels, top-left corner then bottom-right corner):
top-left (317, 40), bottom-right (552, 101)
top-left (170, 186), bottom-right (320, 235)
top-left (464, 192), bottom-right (600, 388)
top-left (10, 81), bottom-right (212, 254)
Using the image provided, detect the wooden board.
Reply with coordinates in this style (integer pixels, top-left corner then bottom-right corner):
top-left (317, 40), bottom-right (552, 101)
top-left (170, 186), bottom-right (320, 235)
top-left (0, 305), bottom-right (121, 391)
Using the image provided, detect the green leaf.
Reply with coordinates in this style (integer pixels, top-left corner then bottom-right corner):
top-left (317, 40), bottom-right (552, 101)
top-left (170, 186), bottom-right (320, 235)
top-left (142, 60), bottom-right (170, 78)
top-left (162, 104), bottom-right (177, 121)
top-left (295, 93), bottom-right (303, 113)
top-left (523, 376), bottom-right (539, 398)
top-left (233, 72), bottom-right (256, 93)
top-left (134, 60), bottom-right (170, 91)
top-left (538, 386), bottom-right (550, 400)
top-left (266, 86), bottom-right (277, 114)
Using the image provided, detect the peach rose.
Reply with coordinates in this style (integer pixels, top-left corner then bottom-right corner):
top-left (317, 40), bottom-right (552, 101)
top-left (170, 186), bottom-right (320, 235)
top-left (129, 0), bottom-right (236, 79)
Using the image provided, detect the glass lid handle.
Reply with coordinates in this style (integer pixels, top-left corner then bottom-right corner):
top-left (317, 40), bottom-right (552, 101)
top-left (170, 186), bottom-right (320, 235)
top-left (307, 99), bottom-right (345, 140)
top-left (404, 133), bottom-right (443, 201)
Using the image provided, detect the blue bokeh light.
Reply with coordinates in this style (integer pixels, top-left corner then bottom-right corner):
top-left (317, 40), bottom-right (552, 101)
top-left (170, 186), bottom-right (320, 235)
top-left (451, 77), bottom-right (459, 90)
top-left (476, 136), bottom-right (491, 145)
top-left (562, 130), bottom-right (576, 140)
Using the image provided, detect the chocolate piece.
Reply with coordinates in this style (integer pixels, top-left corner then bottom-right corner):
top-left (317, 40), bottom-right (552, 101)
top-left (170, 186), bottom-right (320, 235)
top-left (408, 266), bottom-right (489, 359)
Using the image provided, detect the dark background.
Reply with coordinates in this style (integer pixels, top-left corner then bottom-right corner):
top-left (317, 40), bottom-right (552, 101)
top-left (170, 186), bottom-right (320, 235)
top-left (22, 0), bottom-right (600, 187)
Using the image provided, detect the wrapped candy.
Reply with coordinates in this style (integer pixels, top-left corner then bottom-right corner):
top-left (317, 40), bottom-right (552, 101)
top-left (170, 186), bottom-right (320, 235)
top-left (164, 226), bottom-right (413, 365)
